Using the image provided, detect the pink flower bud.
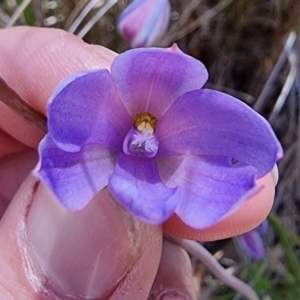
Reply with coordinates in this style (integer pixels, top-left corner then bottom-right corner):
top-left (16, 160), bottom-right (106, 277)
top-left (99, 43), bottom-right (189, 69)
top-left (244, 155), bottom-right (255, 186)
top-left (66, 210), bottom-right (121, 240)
top-left (118, 0), bottom-right (171, 48)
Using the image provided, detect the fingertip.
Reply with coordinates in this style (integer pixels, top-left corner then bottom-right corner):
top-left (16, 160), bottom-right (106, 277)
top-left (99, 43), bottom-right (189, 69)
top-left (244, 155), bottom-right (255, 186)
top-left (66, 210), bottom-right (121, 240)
top-left (0, 27), bottom-right (117, 147)
top-left (0, 27), bottom-right (117, 113)
top-left (163, 173), bottom-right (275, 241)
top-left (149, 240), bottom-right (197, 300)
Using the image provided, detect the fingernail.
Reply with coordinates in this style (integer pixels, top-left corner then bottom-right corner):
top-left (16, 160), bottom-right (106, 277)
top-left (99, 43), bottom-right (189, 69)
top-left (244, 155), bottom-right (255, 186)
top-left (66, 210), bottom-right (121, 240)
top-left (25, 183), bottom-right (141, 299)
top-left (271, 164), bottom-right (279, 186)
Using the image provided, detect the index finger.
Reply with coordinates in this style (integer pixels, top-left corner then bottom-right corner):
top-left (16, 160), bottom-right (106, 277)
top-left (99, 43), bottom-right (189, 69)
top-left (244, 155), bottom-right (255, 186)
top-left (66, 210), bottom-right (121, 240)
top-left (0, 26), bottom-right (116, 148)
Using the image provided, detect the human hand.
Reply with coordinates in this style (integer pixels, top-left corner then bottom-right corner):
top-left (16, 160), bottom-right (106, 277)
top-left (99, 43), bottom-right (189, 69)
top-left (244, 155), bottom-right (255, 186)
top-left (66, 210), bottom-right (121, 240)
top-left (0, 27), bottom-right (276, 299)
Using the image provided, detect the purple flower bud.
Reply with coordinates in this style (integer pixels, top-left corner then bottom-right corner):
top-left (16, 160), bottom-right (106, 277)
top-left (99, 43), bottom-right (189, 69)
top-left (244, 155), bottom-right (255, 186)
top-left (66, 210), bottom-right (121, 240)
top-left (256, 219), bottom-right (269, 236)
top-left (118, 0), bottom-right (171, 48)
top-left (236, 221), bottom-right (269, 260)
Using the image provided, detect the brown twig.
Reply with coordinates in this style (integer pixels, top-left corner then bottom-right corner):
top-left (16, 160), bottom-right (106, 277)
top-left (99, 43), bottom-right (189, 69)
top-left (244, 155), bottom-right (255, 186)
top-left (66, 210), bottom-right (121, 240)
top-left (0, 76), bottom-right (47, 134)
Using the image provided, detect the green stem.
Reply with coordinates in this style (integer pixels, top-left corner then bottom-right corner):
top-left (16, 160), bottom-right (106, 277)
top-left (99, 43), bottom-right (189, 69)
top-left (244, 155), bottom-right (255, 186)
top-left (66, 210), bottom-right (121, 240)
top-left (268, 213), bottom-right (300, 285)
top-left (15, 0), bottom-right (35, 25)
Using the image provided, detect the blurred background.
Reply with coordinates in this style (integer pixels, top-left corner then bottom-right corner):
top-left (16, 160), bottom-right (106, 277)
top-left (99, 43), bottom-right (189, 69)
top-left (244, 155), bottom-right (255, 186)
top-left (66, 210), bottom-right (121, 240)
top-left (0, 0), bottom-right (300, 299)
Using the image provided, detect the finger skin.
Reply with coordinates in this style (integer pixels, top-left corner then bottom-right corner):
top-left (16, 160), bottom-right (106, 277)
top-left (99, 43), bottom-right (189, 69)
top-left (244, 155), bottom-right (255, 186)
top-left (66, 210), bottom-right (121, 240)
top-left (0, 151), bottom-right (37, 218)
top-left (0, 129), bottom-right (28, 158)
top-left (0, 175), bottom-right (162, 299)
top-left (0, 26), bottom-right (275, 242)
top-left (0, 27), bottom-right (116, 113)
top-left (149, 240), bottom-right (197, 300)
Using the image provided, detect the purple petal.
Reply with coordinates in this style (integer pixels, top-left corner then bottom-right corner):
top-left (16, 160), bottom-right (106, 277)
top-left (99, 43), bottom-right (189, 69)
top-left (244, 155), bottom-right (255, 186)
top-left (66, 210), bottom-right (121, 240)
top-left (108, 154), bottom-right (177, 224)
top-left (34, 134), bottom-right (116, 210)
top-left (118, 0), bottom-right (171, 47)
top-left (157, 155), bottom-right (259, 229)
top-left (111, 48), bottom-right (208, 119)
top-left (48, 70), bottom-right (131, 152)
top-left (157, 89), bottom-right (283, 178)
top-left (236, 231), bottom-right (265, 260)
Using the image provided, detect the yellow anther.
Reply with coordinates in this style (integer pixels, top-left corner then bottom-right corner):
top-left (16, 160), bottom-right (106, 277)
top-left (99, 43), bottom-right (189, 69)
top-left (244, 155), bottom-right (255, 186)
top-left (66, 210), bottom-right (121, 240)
top-left (145, 122), bottom-right (154, 134)
top-left (134, 112), bottom-right (157, 133)
top-left (137, 121), bottom-right (146, 132)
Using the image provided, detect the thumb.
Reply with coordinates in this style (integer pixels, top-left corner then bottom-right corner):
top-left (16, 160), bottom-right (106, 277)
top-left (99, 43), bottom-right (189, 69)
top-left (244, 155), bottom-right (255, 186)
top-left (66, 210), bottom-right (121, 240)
top-left (0, 174), bottom-right (162, 299)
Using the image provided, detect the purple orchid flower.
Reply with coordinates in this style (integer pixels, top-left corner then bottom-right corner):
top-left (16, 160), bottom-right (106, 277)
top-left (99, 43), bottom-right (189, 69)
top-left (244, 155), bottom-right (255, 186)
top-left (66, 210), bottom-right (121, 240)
top-left (118, 0), bottom-right (171, 48)
top-left (34, 45), bottom-right (283, 229)
top-left (236, 220), bottom-right (269, 260)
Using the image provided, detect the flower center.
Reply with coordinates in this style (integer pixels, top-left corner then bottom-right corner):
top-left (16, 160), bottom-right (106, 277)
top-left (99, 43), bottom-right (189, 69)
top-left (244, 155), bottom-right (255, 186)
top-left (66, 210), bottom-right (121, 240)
top-left (123, 112), bottom-right (159, 158)
top-left (134, 112), bottom-right (157, 134)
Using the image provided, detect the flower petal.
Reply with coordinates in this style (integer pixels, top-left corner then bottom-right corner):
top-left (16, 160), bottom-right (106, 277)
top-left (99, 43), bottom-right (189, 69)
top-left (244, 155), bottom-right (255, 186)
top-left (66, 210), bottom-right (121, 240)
top-left (236, 230), bottom-right (265, 260)
top-left (111, 48), bottom-right (208, 118)
top-left (108, 154), bottom-right (177, 224)
top-left (157, 155), bottom-right (259, 229)
top-left (48, 70), bottom-right (131, 152)
top-left (118, 0), bottom-right (171, 47)
top-left (157, 89), bottom-right (283, 178)
top-left (34, 134), bottom-right (116, 210)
